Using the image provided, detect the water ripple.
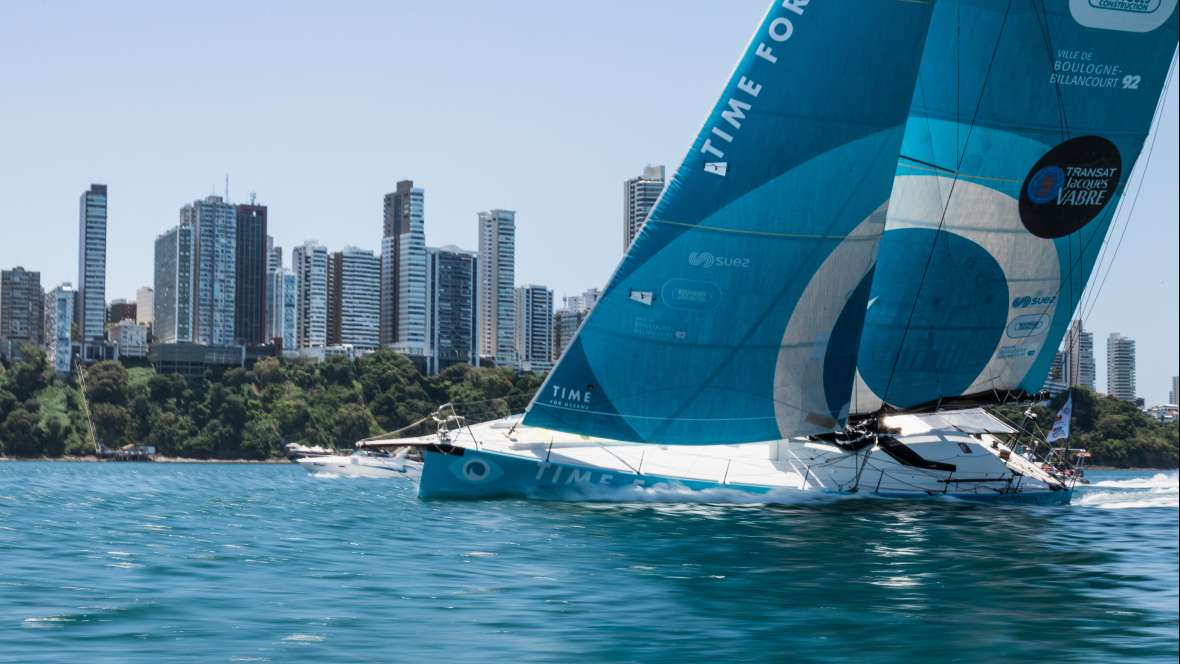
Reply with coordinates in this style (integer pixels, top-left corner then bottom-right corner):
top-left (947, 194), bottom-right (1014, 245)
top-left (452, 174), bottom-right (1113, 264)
top-left (0, 463), bottom-right (1175, 663)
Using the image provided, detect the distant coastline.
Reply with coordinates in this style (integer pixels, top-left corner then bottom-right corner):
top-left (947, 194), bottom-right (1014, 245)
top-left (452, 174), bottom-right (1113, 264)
top-left (0, 455), bottom-right (291, 464)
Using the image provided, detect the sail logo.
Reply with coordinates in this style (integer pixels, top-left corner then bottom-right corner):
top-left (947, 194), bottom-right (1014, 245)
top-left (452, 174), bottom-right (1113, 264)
top-left (700, 0), bottom-right (810, 177)
top-left (1007, 314), bottom-right (1050, 339)
top-left (1019, 136), bottom-right (1121, 239)
top-left (1012, 294), bottom-right (1058, 309)
top-left (1071, 0), bottom-right (1177, 32)
top-left (548, 384), bottom-right (592, 410)
top-left (688, 251), bottom-right (751, 269)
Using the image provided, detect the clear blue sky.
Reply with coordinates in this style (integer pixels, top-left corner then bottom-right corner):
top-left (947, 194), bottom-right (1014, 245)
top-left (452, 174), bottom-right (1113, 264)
top-left (1, 1), bottom-right (1176, 404)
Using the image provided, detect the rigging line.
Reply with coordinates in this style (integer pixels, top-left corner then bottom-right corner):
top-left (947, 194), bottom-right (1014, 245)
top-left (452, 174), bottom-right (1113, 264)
top-left (1078, 51), bottom-right (1176, 320)
top-left (880, 0), bottom-right (1015, 404)
top-left (1031, 0), bottom-right (1072, 143)
top-left (1081, 52), bottom-right (1177, 324)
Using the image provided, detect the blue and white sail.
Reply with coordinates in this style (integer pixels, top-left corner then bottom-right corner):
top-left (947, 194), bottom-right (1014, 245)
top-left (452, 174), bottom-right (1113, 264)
top-left (524, 1), bottom-right (935, 443)
top-left (854, 0), bottom-right (1178, 414)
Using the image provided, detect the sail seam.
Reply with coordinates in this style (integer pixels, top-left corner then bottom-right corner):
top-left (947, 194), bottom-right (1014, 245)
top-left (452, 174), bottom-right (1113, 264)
top-left (648, 218), bottom-right (883, 241)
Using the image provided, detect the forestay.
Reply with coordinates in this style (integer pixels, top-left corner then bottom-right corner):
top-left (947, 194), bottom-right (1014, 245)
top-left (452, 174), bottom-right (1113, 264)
top-left (525, 1), bottom-right (935, 443)
top-left (855, 0), bottom-right (1178, 414)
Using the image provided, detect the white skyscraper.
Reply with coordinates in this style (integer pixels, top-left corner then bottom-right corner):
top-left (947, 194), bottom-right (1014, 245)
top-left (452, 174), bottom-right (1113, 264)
top-left (267, 268), bottom-right (297, 351)
top-left (1062, 320), bottom-right (1096, 391)
top-left (552, 288), bottom-right (600, 361)
top-left (45, 283), bottom-right (75, 375)
top-left (293, 241), bottom-right (328, 348)
top-left (329, 247), bottom-right (381, 351)
top-left (478, 209), bottom-right (516, 367)
top-left (77, 184), bottom-right (108, 346)
top-left (153, 222), bottom-right (195, 344)
top-left (624, 165), bottom-right (665, 250)
top-left (515, 284), bottom-right (554, 373)
top-left (135, 286), bottom-right (154, 328)
top-left (380, 180), bottom-right (427, 355)
top-left (1106, 332), bottom-right (1136, 402)
top-left (181, 196), bottom-right (237, 346)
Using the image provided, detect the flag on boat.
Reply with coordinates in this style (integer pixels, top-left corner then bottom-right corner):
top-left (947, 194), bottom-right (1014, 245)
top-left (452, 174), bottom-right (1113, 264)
top-left (1047, 394), bottom-right (1073, 443)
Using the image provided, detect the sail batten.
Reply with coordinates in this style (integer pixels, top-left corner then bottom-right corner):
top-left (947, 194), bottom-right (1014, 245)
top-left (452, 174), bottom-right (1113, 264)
top-left (524, 1), bottom-right (937, 444)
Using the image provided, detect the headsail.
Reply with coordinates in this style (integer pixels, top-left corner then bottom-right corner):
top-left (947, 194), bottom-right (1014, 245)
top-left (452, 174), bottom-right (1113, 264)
top-left (854, 0), bottom-right (1178, 414)
top-left (524, 1), bottom-right (935, 444)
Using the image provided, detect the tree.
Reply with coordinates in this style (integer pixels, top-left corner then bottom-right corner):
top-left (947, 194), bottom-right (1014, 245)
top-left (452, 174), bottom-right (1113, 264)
top-left (86, 361), bottom-right (129, 406)
top-left (253, 357), bottom-right (283, 386)
top-left (0, 406), bottom-right (41, 456)
top-left (241, 416), bottom-right (281, 459)
top-left (91, 402), bottom-right (130, 449)
top-left (333, 403), bottom-right (377, 449)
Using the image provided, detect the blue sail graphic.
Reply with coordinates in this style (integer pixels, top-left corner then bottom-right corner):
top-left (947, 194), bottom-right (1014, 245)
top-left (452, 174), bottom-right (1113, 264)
top-left (524, 1), bottom-right (935, 443)
top-left (854, 0), bottom-right (1178, 414)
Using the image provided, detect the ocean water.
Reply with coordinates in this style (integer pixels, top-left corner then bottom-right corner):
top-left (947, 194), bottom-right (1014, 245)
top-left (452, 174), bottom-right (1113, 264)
top-left (1, 463), bottom-right (1176, 664)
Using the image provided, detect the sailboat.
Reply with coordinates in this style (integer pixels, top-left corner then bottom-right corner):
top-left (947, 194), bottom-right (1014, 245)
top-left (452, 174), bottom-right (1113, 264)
top-left (384, 1), bottom-right (1179, 503)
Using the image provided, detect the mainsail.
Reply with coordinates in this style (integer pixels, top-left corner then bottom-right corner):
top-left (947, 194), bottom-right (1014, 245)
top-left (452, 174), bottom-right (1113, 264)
top-left (524, 1), bottom-right (935, 443)
top-left (854, 0), bottom-right (1178, 414)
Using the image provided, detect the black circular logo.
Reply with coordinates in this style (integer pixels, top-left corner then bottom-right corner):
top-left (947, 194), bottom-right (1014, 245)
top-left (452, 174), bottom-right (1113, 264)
top-left (1019, 136), bottom-right (1121, 239)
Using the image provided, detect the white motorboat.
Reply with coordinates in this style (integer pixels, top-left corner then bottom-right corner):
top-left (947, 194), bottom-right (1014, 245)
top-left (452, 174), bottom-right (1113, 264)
top-left (297, 448), bottom-right (422, 479)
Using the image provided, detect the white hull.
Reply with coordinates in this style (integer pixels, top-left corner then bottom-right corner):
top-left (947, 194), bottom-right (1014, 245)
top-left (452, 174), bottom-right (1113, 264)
top-left (297, 453), bottom-right (422, 479)
top-left (412, 410), bottom-right (1073, 504)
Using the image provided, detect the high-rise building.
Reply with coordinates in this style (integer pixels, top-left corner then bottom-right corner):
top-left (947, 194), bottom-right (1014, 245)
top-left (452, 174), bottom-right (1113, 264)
top-left (135, 286), bottom-right (154, 328)
top-left (1062, 320), bottom-right (1096, 391)
top-left (293, 241), bottom-right (328, 348)
top-left (328, 247), bottom-right (381, 351)
top-left (45, 283), bottom-right (75, 375)
top-left (1170, 376), bottom-right (1178, 405)
top-left (0, 266), bottom-right (44, 360)
top-left (234, 202), bottom-right (268, 344)
top-left (181, 196), bottom-right (237, 346)
top-left (380, 180), bottom-right (427, 351)
top-left (266, 267), bottom-right (297, 351)
top-left (1106, 332), bottom-right (1136, 402)
top-left (153, 223), bottom-right (195, 344)
top-left (478, 209), bottom-right (516, 367)
top-left (106, 299), bottom-right (136, 325)
top-left (552, 288), bottom-right (601, 361)
top-left (427, 245), bottom-right (479, 373)
top-left (515, 284), bottom-right (554, 373)
top-left (624, 165), bottom-right (665, 250)
top-left (111, 319), bottom-right (149, 358)
top-left (267, 240), bottom-right (282, 273)
top-left (77, 184), bottom-right (108, 343)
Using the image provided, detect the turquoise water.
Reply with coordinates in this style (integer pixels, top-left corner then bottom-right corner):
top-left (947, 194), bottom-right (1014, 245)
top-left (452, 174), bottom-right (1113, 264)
top-left (1, 463), bottom-right (1176, 663)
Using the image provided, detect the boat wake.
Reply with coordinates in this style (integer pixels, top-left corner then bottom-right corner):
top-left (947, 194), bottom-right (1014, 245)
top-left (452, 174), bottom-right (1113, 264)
top-left (1075, 473), bottom-right (1178, 510)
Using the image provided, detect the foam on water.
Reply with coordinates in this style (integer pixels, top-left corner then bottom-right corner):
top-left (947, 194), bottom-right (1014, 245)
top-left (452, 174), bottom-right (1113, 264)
top-left (1076, 472), bottom-right (1179, 510)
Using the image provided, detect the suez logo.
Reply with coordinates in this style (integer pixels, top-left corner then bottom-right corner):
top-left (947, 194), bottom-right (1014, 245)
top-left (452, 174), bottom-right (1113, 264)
top-left (688, 251), bottom-right (752, 269)
top-left (1012, 295), bottom-right (1058, 309)
top-left (699, 0), bottom-right (809, 177)
top-left (1019, 136), bottom-right (1122, 239)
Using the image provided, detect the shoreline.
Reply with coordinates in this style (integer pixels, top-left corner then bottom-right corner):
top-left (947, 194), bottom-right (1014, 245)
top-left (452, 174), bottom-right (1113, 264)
top-left (0, 455), bottom-right (293, 464)
top-left (2, 457), bottom-right (1174, 471)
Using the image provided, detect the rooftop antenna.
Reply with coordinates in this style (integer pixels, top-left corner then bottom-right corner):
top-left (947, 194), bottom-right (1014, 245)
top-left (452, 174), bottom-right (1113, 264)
top-left (250, 191), bottom-right (257, 205)
top-left (225, 173), bottom-right (230, 203)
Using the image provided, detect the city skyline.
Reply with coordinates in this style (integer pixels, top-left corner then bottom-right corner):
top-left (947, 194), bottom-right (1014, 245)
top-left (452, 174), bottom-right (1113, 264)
top-left (1, 1), bottom-right (1178, 403)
